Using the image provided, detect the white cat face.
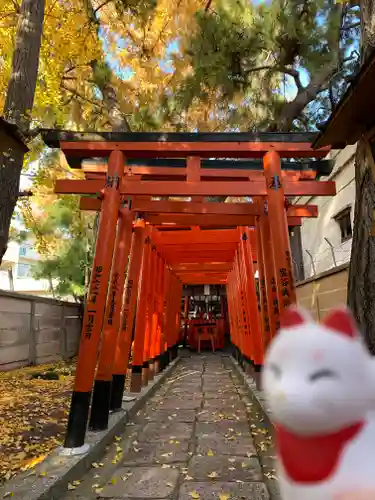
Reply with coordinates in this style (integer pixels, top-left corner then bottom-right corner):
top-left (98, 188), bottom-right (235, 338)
top-left (262, 309), bottom-right (374, 436)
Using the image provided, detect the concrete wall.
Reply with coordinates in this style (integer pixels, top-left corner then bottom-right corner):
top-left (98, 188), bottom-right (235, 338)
top-left (296, 263), bottom-right (348, 321)
top-left (294, 145), bottom-right (356, 279)
top-left (0, 290), bottom-right (82, 371)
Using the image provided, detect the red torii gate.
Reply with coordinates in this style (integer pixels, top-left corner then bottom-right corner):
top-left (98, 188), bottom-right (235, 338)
top-left (40, 130), bottom-right (334, 450)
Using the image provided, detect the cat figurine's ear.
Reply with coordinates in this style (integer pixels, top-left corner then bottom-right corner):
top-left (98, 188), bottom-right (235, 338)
top-left (280, 305), bottom-right (313, 329)
top-left (321, 307), bottom-right (359, 339)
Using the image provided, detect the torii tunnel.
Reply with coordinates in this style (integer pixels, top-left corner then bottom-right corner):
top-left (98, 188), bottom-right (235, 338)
top-left (40, 130), bottom-right (334, 449)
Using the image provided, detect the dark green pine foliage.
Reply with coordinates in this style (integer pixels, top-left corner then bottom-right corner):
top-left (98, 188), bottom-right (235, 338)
top-left (170, 0), bottom-right (360, 131)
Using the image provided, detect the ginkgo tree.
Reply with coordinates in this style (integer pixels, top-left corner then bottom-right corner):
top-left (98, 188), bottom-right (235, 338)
top-left (1, 0), bottom-right (213, 291)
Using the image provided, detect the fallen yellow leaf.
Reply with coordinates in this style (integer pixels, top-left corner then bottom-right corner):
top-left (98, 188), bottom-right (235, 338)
top-left (219, 494), bottom-right (231, 500)
top-left (189, 491), bottom-right (200, 499)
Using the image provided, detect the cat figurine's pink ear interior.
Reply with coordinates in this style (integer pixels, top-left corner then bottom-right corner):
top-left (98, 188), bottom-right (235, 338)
top-left (280, 306), bottom-right (312, 329)
top-left (321, 308), bottom-right (358, 339)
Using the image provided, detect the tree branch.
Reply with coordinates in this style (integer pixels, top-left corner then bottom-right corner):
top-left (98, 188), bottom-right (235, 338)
top-left (10, 0), bottom-right (20, 13)
top-left (94, 0), bottom-right (113, 15)
top-left (341, 21), bottom-right (361, 30)
top-left (61, 83), bottom-right (103, 109)
top-left (283, 67), bottom-right (303, 90)
top-left (241, 63), bottom-right (274, 73)
top-left (278, 62), bottom-right (337, 131)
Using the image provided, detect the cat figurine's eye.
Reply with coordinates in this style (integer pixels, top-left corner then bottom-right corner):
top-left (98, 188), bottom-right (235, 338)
top-left (269, 363), bottom-right (282, 378)
top-left (308, 369), bottom-right (338, 382)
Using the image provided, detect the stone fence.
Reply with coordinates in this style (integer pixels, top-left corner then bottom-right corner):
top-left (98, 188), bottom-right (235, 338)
top-left (0, 290), bottom-right (82, 371)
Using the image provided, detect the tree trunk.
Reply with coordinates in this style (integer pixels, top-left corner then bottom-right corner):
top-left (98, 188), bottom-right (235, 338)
top-left (347, 0), bottom-right (375, 351)
top-left (0, 0), bottom-right (45, 264)
top-left (348, 141), bottom-right (375, 351)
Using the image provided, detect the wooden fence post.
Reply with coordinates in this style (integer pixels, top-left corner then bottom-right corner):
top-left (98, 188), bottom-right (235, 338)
top-left (28, 300), bottom-right (36, 366)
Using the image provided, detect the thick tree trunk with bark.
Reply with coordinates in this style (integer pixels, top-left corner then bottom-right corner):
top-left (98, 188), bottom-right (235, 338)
top-left (347, 0), bottom-right (375, 351)
top-left (0, 0), bottom-right (45, 264)
top-left (348, 141), bottom-right (375, 352)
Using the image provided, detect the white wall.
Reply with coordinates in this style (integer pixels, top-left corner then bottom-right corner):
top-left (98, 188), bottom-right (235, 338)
top-left (295, 145), bottom-right (356, 279)
top-left (0, 240), bottom-right (53, 295)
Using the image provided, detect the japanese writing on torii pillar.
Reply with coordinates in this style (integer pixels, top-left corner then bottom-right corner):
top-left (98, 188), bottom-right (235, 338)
top-left (105, 175), bottom-right (120, 189)
top-left (271, 277), bottom-right (279, 316)
top-left (269, 175), bottom-right (282, 190)
top-left (279, 267), bottom-right (291, 308)
top-left (122, 279), bottom-right (134, 331)
top-left (107, 272), bottom-right (120, 326)
top-left (260, 279), bottom-right (270, 334)
top-left (85, 265), bottom-right (103, 339)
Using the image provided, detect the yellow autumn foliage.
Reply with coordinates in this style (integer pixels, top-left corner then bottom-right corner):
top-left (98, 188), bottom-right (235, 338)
top-left (1, 0), bottom-right (235, 257)
top-left (0, 0), bottom-right (102, 127)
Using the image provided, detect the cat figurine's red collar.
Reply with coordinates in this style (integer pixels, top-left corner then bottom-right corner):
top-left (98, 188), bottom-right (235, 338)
top-left (276, 421), bottom-right (365, 483)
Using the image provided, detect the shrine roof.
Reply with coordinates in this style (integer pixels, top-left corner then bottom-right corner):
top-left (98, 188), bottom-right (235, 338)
top-left (40, 128), bottom-right (332, 175)
top-left (313, 49), bottom-right (375, 149)
top-left (41, 129), bottom-right (318, 146)
top-left (81, 157), bottom-right (333, 176)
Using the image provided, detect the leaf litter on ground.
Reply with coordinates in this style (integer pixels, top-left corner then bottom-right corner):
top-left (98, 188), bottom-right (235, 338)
top-left (0, 358), bottom-right (77, 484)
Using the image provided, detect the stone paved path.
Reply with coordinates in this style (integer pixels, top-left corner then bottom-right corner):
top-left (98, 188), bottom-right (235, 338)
top-left (63, 354), bottom-right (275, 500)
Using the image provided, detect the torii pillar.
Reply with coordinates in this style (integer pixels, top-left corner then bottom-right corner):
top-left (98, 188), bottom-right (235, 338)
top-left (263, 151), bottom-right (296, 324)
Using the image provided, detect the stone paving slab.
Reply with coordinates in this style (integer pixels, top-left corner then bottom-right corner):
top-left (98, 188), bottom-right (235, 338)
top-left (179, 481), bottom-right (270, 500)
top-left (121, 439), bottom-right (190, 465)
top-left (204, 391), bottom-right (240, 400)
top-left (197, 408), bottom-right (248, 422)
top-left (98, 466), bottom-right (180, 498)
top-left (202, 376), bottom-right (235, 393)
top-left (137, 422), bottom-right (194, 442)
top-left (156, 397), bottom-right (203, 409)
top-left (202, 399), bottom-right (242, 410)
top-left (196, 435), bottom-right (257, 457)
top-left (203, 379), bottom-right (232, 385)
top-left (169, 381), bottom-right (202, 388)
top-left (187, 456), bottom-right (263, 482)
top-left (142, 408), bottom-right (197, 423)
top-left (196, 421), bottom-right (251, 438)
top-left (171, 379), bottom-right (203, 387)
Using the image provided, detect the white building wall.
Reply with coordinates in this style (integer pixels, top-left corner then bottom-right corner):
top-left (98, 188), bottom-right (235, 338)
top-left (0, 240), bottom-right (53, 295)
top-left (294, 145), bottom-right (356, 279)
